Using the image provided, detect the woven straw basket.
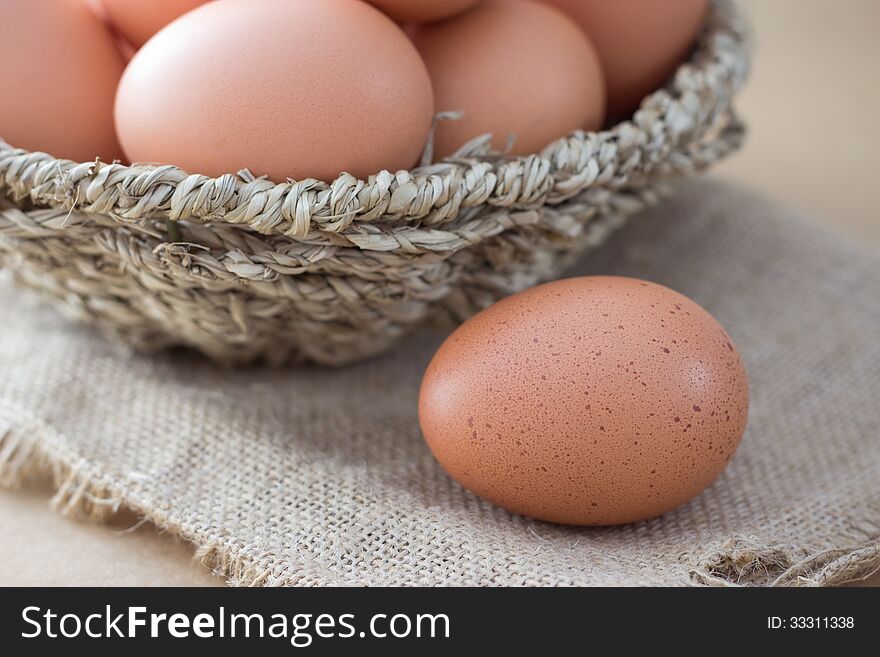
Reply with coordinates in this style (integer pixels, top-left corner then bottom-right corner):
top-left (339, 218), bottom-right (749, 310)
top-left (0, 1), bottom-right (750, 366)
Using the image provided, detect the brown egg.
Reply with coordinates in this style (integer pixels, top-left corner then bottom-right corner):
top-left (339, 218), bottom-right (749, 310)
top-left (419, 276), bottom-right (749, 526)
top-left (368, 0), bottom-right (481, 23)
top-left (100, 0), bottom-right (210, 48)
top-left (542, 0), bottom-right (708, 122)
top-left (410, 0), bottom-right (604, 158)
top-left (115, 0), bottom-right (434, 182)
top-left (0, 0), bottom-right (125, 162)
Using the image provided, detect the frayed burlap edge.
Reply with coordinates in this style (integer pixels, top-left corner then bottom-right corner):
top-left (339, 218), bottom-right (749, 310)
top-left (2, 404), bottom-right (877, 587)
top-left (691, 535), bottom-right (880, 587)
top-left (0, 403), bottom-right (297, 587)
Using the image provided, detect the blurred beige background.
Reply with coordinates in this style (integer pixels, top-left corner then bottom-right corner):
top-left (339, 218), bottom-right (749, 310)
top-left (1, 0), bottom-right (878, 586)
top-left (715, 0), bottom-right (880, 243)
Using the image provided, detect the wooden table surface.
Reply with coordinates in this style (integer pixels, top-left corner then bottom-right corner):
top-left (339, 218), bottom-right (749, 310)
top-left (1, 0), bottom-right (877, 587)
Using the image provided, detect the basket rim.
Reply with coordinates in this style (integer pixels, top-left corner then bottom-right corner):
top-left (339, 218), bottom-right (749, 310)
top-left (0, 0), bottom-right (751, 240)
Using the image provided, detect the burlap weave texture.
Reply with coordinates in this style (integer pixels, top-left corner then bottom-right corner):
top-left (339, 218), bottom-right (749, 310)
top-left (1, 179), bottom-right (877, 586)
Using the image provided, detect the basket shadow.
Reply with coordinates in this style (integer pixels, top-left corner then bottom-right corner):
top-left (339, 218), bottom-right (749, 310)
top-left (135, 180), bottom-right (735, 531)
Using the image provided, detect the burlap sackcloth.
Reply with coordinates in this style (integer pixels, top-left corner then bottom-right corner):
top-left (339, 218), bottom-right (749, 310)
top-left (0, 178), bottom-right (878, 586)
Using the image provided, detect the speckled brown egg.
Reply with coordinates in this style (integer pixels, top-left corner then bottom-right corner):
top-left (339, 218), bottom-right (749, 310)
top-left (419, 276), bottom-right (749, 526)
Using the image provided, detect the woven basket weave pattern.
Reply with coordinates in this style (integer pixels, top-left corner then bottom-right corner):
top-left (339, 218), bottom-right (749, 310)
top-left (0, 0), bottom-right (750, 365)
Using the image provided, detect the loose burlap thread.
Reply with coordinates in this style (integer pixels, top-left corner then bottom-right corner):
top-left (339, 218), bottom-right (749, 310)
top-left (1, 179), bottom-right (878, 586)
